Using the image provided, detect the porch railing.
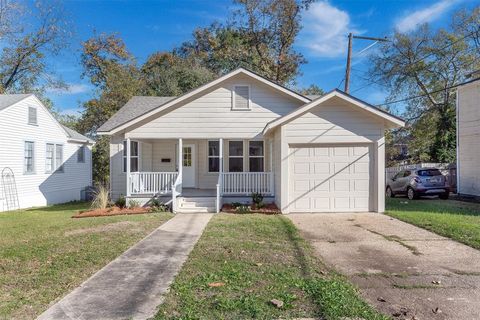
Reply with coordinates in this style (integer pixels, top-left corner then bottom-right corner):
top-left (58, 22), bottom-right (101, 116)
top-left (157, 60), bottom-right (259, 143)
top-left (220, 172), bottom-right (274, 195)
top-left (129, 172), bottom-right (178, 195)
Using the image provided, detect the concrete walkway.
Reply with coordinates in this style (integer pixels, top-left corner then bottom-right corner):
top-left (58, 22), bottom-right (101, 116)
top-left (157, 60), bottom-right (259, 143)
top-left (289, 213), bottom-right (480, 320)
top-left (38, 213), bottom-right (213, 320)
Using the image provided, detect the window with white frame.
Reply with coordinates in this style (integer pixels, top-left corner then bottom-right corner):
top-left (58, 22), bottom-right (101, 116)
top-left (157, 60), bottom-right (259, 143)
top-left (24, 141), bottom-right (35, 174)
top-left (123, 140), bottom-right (139, 172)
top-left (77, 146), bottom-right (85, 163)
top-left (228, 141), bottom-right (243, 172)
top-left (55, 144), bottom-right (64, 172)
top-left (28, 107), bottom-right (37, 125)
top-left (232, 85), bottom-right (250, 110)
top-left (45, 143), bottom-right (54, 173)
top-left (208, 140), bottom-right (220, 172)
top-left (249, 141), bottom-right (264, 172)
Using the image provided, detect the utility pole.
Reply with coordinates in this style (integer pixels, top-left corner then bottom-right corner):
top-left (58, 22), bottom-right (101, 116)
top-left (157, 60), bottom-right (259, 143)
top-left (344, 34), bottom-right (389, 93)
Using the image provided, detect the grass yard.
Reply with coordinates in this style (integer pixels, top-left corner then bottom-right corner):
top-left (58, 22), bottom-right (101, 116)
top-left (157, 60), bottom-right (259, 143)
top-left (155, 214), bottom-right (387, 320)
top-left (386, 197), bottom-right (480, 249)
top-left (0, 202), bottom-right (173, 320)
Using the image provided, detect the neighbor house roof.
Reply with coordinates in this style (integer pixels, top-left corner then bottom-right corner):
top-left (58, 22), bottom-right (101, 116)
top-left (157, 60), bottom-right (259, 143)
top-left (98, 96), bottom-right (176, 133)
top-left (0, 94), bottom-right (32, 112)
top-left (263, 89), bottom-right (405, 134)
top-left (62, 125), bottom-right (95, 144)
top-left (97, 68), bottom-right (311, 134)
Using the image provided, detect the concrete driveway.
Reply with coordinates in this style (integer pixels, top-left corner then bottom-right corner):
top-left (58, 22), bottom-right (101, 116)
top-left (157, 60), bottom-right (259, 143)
top-left (289, 213), bottom-right (480, 320)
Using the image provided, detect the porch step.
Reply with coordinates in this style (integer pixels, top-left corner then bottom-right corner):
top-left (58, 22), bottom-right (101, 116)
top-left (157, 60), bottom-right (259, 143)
top-left (177, 197), bottom-right (216, 213)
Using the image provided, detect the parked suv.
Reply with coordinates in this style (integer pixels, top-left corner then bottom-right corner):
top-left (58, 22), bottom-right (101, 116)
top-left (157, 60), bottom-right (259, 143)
top-left (386, 168), bottom-right (450, 200)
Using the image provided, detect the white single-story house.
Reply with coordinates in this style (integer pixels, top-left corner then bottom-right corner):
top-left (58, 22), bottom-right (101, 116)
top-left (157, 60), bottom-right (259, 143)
top-left (97, 68), bottom-right (404, 213)
top-left (0, 94), bottom-right (94, 211)
top-left (456, 72), bottom-right (480, 197)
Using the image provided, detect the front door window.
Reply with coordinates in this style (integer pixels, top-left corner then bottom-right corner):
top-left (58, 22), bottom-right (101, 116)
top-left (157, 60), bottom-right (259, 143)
top-left (183, 146), bottom-right (192, 167)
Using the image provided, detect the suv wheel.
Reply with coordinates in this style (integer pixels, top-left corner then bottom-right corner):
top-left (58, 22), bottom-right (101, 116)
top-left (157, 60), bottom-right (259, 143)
top-left (407, 187), bottom-right (417, 200)
top-left (439, 193), bottom-right (449, 200)
top-left (386, 187), bottom-right (395, 198)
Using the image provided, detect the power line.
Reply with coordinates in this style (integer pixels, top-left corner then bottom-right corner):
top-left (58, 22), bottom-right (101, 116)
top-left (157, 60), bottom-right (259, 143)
top-left (376, 77), bottom-right (480, 107)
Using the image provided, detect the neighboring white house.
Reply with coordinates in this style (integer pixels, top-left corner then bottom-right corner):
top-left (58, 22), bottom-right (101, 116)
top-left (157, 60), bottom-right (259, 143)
top-left (456, 73), bottom-right (480, 197)
top-left (97, 68), bottom-right (404, 213)
top-left (0, 94), bottom-right (94, 211)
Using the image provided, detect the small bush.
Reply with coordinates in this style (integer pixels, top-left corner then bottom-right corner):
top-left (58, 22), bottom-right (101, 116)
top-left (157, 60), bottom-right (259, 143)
top-left (128, 199), bottom-right (141, 209)
top-left (251, 192), bottom-right (264, 208)
top-left (231, 202), bottom-right (242, 209)
top-left (150, 198), bottom-right (169, 212)
top-left (115, 196), bottom-right (126, 209)
top-left (236, 205), bottom-right (251, 214)
top-left (91, 184), bottom-right (110, 209)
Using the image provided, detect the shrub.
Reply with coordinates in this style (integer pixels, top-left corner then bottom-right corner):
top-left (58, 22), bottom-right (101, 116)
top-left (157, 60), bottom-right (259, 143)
top-left (91, 184), bottom-right (110, 209)
top-left (251, 192), bottom-right (264, 208)
top-left (231, 202), bottom-right (242, 209)
top-left (115, 195), bottom-right (126, 209)
top-left (236, 205), bottom-right (251, 214)
top-left (128, 199), bottom-right (141, 209)
top-left (150, 198), bottom-right (169, 212)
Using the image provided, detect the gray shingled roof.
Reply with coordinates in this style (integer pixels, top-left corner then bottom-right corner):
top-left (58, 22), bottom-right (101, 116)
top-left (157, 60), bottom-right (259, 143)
top-left (0, 94), bottom-right (32, 111)
top-left (97, 96), bottom-right (176, 132)
top-left (62, 125), bottom-right (95, 144)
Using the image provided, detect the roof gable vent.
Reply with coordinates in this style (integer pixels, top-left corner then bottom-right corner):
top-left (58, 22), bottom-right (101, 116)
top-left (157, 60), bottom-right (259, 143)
top-left (233, 85), bottom-right (250, 110)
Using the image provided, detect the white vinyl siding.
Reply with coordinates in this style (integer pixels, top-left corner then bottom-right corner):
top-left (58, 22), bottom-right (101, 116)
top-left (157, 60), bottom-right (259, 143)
top-left (24, 141), bottom-right (35, 174)
top-left (127, 74), bottom-right (305, 140)
top-left (457, 81), bottom-right (480, 196)
top-left (232, 85), bottom-right (250, 110)
top-left (28, 107), bottom-right (37, 125)
top-left (0, 95), bottom-right (93, 211)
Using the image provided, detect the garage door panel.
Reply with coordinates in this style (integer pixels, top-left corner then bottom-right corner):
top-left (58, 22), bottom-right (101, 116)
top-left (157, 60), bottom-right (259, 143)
top-left (289, 144), bottom-right (372, 213)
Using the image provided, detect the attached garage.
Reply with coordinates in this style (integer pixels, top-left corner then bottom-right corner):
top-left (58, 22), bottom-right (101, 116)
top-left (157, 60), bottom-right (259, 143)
top-left (289, 144), bottom-right (372, 212)
top-left (263, 90), bottom-right (405, 214)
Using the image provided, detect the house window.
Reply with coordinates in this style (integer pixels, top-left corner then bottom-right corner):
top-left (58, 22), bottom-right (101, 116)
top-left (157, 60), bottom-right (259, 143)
top-left (249, 141), bottom-right (264, 172)
top-left (208, 140), bottom-right (220, 172)
top-left (24, 141), bottom-right (35, 174)
top-left (45, 143), bottom-right (54, 173)
top-left (77, 146), bottom-right (85, 163)
top-left (55, 144), bottom-right (64, 172)
top-left (123, 140), bottom-right (139, 172)
top-left (232, 85), bottom-right (250, 110)
top-left (228, 140), bottom-right (243, 172)
top-left (28, 107), bottom-right (37, 125)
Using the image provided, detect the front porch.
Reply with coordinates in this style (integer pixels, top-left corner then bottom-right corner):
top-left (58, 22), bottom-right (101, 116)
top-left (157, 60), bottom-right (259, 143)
top-left (124, 138), bottom-right (275, 212)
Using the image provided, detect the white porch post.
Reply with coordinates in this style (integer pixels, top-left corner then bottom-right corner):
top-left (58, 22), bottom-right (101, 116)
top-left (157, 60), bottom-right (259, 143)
top-left (178, 138), bottom-right (183, 180)
top-left (269, 139), bottom-right (274, 195)
top-left (216, 138), bottom-right (224, 213)
top-left (126, 137), bottom-right (131, 197)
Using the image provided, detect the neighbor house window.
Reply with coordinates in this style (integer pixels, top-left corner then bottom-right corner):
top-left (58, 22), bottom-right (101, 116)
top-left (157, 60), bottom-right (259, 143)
top-left (123, 140), bottom-right (139, 172)
top-left (45, 143), bottom-right (54, 173)
top-left (249, 141), bottom-right (264, 172)
top-left (24, 141), bottom-right (35, 174)
top-left (208, 140), bottom-right (220, 172)
top-left (228, 141), bottom-right (243, 172)
top-left (55, 144), bottom-right (64, 172)
top-left (77, 146), bottom-right (85, 163)
top-left (28, 107), bottom-right (37, 125)
top-left (232, 85), bottom-right (250, 110)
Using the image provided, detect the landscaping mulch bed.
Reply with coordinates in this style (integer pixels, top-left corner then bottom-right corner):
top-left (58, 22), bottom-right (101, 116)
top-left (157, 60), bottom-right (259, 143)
top-left (221, 203), bottom-right (281, 214)
top-left (72, 206), bottom-right (151, 218)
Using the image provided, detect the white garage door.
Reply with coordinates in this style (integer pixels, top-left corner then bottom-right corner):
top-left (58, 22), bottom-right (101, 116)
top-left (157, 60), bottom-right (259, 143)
top-left (289, 145), bottom-right (372, 212)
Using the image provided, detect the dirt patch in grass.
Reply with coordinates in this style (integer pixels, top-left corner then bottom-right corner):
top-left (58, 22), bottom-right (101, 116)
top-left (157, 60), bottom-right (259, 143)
top-left (72, 206), bottom-right (151, 218)
top-left (64, 221), bottom-right (140, 236)
top-left (221, 203), bottom-right (281, 214)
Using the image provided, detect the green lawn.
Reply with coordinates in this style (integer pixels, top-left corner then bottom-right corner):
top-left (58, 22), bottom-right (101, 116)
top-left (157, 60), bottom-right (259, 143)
top-left (0, 202), bottom-right (173, 320)
top-left (155, 214), bottom-right (386, 320)
top-left (385, 197), bottom-right (480, 249)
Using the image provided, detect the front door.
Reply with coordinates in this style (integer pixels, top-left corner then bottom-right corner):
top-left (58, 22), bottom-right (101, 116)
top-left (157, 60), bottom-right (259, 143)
top-left (182, 144), bottom-right (196, 188)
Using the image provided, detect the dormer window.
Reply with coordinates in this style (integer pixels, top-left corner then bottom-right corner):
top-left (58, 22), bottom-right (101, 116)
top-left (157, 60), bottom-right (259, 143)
top-left (232, 85), bottom-right (250, 110)
top-left (28, 107), bottom-right (37, 125)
